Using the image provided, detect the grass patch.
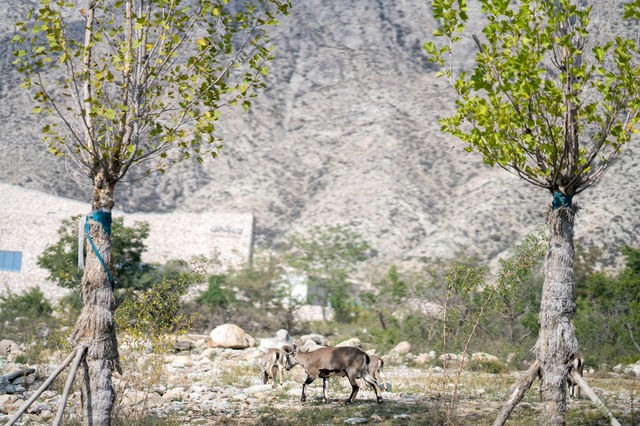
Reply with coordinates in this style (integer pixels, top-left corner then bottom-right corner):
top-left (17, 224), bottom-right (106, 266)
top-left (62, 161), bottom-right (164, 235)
top-left (257, 400), bottom-right (445, 425)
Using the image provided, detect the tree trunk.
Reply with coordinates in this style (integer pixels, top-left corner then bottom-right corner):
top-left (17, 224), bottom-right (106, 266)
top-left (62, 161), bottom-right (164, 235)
top-left (534, 205), bottom-right (579, 425)
top-left (71, 172), bottom-right (120, 426)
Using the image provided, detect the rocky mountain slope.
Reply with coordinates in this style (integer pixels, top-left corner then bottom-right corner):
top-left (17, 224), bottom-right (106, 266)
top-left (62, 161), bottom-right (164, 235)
top-left (1, 0), bottom-right (639, 267)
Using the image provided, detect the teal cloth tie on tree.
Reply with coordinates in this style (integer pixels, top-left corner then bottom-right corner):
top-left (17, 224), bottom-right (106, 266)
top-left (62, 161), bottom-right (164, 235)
top-left (552, 192), bottom-right (573, 210)
top-left (85, 211), bottom-right (115, 289)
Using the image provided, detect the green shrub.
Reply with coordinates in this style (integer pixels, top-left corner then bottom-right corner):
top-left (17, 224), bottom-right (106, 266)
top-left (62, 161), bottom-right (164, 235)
top-left (468, 359), bottom-right (507, 374)
top-left (196, 274), bottom-right (233, 308)
top-left (0, 286), bottom-right (52, 319)
top-left (0, 286), bottom-right (55, 343)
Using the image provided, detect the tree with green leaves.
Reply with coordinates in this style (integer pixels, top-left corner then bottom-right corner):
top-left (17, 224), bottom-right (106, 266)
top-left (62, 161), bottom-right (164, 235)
top-left (11, 0), bottom-right (289, 422)
top-left (426, 0), bottom-right (640, 423)
top-left (38, 215), bottom-right (151, 291)
top-left (287, 226), bottom-right (371, 322)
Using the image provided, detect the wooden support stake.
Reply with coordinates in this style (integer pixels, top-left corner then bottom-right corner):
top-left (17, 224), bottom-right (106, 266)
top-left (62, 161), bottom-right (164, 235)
top-left (5, 348), bottom-right (78, 426)
top-left (493, 360), bottom-right (541, 426)
top-left (570, 370), bottom-right (621, 426)
top-left (53, 346), bottom-right (86, 426)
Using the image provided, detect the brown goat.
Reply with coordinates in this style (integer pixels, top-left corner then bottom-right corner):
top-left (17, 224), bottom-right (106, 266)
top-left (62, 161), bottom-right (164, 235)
top-left (567, 354), bottom-right (584, 398)
top-left (365, 355), bottom-right (387, 386)
top-left (282, 344), bottom-right (382, 404)
top-left (258, 348), bottom-right (285, 388)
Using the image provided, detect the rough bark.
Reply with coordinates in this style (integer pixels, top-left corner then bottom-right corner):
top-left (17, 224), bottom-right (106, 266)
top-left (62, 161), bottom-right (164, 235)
top-left (71, 172), bottom-right (120, 426)
top-left (534, 205), bottom-right (579, 425)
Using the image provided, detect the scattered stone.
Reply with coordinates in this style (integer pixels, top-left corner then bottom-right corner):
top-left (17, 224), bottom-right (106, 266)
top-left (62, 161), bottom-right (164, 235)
top-left (300, 333), bottom-right (329, 346)
top-left (210, 324), bottom-right (249, 349)
top-left (336, 338), bottom-right (361, 348)
top-left (623, 360), bottom-right (640, 377)
top-left (299, 339), bottom-right (324, 352)
top-left (37, 409), bottom-right (54, 422)
top-left (0, 340), bottom-right (18, 357)
top-left (370, 414), bottom-right (383, 422)
top-left (439, 353), bottom-right (460, 362)
top-left (471, 352), bottom-right (498, 362)
top-left (393, 414), bottom-right (411, 420)
top-left (389, 342), bottom-right (411, 355)
top-left (172, 339), bottom-right (192, 352)
top-left (0, 395), bottom-right (18, 414)
top-left (414, 353), bottom-right (434, 364)
top-left (345, 417), bottom-right (368, 424)
top-left (199, 348), bottom-right (218, 360)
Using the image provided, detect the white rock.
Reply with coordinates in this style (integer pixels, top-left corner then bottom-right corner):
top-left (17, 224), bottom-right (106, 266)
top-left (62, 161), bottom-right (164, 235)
top-left (199, 348), bottom-right (218, 360)
top-left (299, 340), bottom-right (324, 352)
top-left (471, 352), bottom-right (498, 362)
top-left (415, 353), bottom-right (434, 364)
top-left (439, 353), bottom-right (460, 362)
top-left (623, 361), bottom-right (640, 376)
top-left (210, 324), bottom-right (249, 349)
top-left (389, 341), bottom-right (411, 354)
top-left (336, 338), bottom-right (361, 348)
top-left (300, 333), bottom-right (329, 346)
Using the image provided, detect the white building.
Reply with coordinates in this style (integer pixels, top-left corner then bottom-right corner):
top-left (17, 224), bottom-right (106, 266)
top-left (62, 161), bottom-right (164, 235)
top-left (0, 183), bottom-right (254, 301)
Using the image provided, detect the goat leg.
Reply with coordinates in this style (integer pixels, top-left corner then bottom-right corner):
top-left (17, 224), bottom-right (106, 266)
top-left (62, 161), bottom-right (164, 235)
top-left (346, 372), bottom-right (359, 404)
top-left (301, 375), bottom-right (314, 402)
top-left (323, 378), bottom-right (329, 403)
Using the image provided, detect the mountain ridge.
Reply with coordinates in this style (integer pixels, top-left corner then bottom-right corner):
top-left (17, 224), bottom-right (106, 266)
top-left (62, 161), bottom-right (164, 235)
top-left (1, 0), bottom-right (638, 269)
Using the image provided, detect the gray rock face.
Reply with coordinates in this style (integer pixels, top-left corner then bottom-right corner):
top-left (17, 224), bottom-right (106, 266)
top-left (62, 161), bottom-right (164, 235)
top-left (0, 1), bottom-right (638, 268)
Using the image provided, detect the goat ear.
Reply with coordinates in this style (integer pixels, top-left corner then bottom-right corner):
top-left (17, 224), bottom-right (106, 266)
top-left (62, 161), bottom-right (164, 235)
top-left (292, 344), bottom-right (298, 351)
top-left (282, 345), bottom-right (292, 354)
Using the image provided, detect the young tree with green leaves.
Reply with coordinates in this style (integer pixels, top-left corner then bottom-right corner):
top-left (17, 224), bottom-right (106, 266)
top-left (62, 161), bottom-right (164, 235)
top-left (12, 0), bottom-right (289, 423)
top-left (38, 215), bottom-right (152, 291)
top-left (287, 225), bottom-right (371, 322)
top-left (425, 0), bottom-right (640, 423)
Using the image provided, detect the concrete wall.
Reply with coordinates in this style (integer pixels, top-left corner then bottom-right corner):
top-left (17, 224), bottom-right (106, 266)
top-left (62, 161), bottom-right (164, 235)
top-left (0, 183), bottom-right (253, 301)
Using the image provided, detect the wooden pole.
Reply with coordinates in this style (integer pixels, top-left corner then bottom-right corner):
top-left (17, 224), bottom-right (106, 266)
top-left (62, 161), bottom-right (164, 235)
top-left (53, 346), bottom-right (86, 426)
top-left (5, 348), bottom-right (78, 426)
top-left (570, 370), bottom-right (621, 426)
top-left (493, 360), bottom-right (541, 426)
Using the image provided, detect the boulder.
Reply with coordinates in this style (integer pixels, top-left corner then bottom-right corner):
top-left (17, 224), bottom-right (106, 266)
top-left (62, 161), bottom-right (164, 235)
top-left (209, 324), bottom-right (249, 349)
top-left (624, 360), bottom-right (640, 377)
top-left (389, 341), bottom-right (411, 355)
top-left (300, 333), bottom-right (329, 346)
top-left (336, 337), bottom-right (361, 348)
top-left (471, 352), bottom-right (499, 362)
top-left (299, 339), bottom-right (324, 352)
top-left (415, 353), bottom-right (435, 364)
top-left (439, 353), bottom-right (461, 362)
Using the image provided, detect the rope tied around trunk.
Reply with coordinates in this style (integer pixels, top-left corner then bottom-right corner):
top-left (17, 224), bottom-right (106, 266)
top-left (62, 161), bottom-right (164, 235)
top-left (552, 192), bottom-right (573, 210)
top-left (84, 211), bottom-right (115, 290)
